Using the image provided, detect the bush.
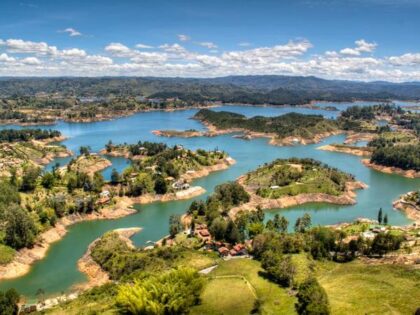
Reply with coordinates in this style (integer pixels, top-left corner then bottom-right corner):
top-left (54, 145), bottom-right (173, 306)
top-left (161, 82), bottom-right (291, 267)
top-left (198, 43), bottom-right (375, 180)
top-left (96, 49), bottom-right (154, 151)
top-left (116, 267), bottom-right (205, 314)
top-left (261, 250), bottom-right (296, 287)
top-left (296, 277), bottom-right (330, 315)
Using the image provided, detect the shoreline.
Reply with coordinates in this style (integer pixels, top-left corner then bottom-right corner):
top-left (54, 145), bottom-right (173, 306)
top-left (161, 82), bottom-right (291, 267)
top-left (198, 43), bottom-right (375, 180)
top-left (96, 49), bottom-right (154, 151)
top-left (76, 227), bottom-right (141, 290)
top-left (154, 120), bottom-right (343, 147)
top-left (0, 157), bottom-right (235, 280)
top-left (393, 192), bottom-right (420, 224)
top-left (0, 198), bottom-right (137, 281)
top-left (317, 144), bottom-right (372, 157)
top-left (229, 178), bottom-right (368, 218)
top-left (362, 159), bottom-right (420, 178)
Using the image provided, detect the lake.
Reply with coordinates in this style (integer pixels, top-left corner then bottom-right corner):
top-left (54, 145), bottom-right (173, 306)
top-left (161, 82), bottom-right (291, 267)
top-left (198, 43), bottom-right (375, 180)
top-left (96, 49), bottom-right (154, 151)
top-left (0, 102), bottom-right (419, 300)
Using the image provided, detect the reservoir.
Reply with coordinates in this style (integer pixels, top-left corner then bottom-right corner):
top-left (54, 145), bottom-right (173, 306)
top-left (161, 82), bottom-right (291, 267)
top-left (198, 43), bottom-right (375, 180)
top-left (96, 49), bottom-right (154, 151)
top-left (0, 103), bottom-right (419, 299)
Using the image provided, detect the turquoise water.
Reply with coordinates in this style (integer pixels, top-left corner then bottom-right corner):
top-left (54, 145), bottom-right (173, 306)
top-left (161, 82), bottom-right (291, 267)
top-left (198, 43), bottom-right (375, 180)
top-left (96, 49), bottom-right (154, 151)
top-left (0, 104), bottom-right (419, 300)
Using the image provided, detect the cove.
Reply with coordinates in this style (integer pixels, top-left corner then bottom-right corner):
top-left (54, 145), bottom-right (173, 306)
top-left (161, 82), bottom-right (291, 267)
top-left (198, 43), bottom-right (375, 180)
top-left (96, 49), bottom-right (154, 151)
top-left (0, 103), bottom-right (419, 300)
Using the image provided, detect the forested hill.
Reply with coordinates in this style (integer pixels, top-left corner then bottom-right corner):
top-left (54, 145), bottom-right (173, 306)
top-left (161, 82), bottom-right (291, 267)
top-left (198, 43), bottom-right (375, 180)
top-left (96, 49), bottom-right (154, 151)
top-left (0, 76), bottom-right (420, 104)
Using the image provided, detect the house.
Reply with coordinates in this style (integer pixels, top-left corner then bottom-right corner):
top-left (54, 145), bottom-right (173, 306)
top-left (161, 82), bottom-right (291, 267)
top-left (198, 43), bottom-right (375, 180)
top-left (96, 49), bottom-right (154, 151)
top-left (361, 231), bottom-right (376, 240)
top-left (218, 247), bottom-right (229, 256)
top-left (270, 185), bottom-right (280, 189)
top-left (99, 190), bottom-right (110, 198)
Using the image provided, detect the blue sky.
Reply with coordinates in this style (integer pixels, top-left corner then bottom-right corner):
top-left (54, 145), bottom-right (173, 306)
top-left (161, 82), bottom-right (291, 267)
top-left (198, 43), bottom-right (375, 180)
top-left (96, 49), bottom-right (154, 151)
top-left (0, 0), bottom-right (420, 80)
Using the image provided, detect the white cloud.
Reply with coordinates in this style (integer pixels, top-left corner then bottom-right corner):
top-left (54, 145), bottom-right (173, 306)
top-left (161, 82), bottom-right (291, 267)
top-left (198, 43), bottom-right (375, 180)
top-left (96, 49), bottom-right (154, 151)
top-left (105, 42), bottom-right (133, 57)
top-left (340, 39), bottom-right (377, 56)
top-left (61, 48), bottom-right (87, 58)
top-left (63, 28), bottom-right (82, 37)
top-left (1, 37), bottom-right (420, 82)
top-left (21, 57), bottom-right (41, 65)
top-left (198, 42), bottom-right (218, 49)
top-left (135, 43), bottom-right (153, 49)
top-left (0, 53), bottom-right (16, 63)
top-left (238, 42), bottom-right (251, 47)
top-left (177, 34), bottom-right (190, 42)
top-left (1, 39), bottom-right (58, 55)
top-left (389, 53), bottom-right (420, 65)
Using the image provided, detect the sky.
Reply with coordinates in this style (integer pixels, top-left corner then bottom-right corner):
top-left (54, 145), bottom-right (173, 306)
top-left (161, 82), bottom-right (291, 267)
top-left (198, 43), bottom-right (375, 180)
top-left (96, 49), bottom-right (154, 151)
top-left (0, 0), bottom-right (420, 81)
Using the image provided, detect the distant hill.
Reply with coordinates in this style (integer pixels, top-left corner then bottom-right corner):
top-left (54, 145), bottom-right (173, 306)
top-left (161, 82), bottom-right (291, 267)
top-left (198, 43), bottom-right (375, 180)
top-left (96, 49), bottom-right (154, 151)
top-left (0, 75), bottom-right (419, 104)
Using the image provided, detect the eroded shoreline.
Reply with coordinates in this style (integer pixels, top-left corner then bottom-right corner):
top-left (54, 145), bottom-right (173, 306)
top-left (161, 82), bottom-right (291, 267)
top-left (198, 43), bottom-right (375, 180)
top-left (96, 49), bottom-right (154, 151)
top-left (229, 177), bottom-right (368, 218)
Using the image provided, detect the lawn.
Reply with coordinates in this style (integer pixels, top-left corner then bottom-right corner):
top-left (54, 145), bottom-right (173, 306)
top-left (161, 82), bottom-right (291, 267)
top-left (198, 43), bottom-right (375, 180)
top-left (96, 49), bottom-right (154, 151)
top-left (191, 277), bottom-right (256, 315)
top-left (291, 253), bottom-right (313, 287)
top-left (317, 260), bottom-right (420, 315)
top-left (192, 258), bottom-right (297, 315)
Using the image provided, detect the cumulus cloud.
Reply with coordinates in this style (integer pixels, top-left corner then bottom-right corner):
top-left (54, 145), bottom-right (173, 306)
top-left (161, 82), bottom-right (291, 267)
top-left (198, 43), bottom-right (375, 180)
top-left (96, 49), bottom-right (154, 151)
top-left (62, 28), bottom-right (82, 37)
top-left (389, 53), bottom-right (420, 65)
top-left (21, 57), bottom-right (41, 65)
top-left (177, 34), bottom-right (190, 42)
top-left (340, 39), bottom-right (377, 56)
top-left (0, 53), bottom-right (16, 63)
top-left (1, 37), bottom-right (420, 81)
top-left (105, 42), bottom-right (133, 57)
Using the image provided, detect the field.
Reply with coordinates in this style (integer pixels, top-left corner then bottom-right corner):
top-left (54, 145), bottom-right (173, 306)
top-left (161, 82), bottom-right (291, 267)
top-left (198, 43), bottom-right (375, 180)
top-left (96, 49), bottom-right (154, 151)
top-left (317, 260), bottom-right (420, 315)
top-left (191, 258), bottom-right (297, 315)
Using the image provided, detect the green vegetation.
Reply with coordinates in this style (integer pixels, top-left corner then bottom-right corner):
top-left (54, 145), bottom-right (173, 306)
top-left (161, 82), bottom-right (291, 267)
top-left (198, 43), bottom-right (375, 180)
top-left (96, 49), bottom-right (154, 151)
top-left (194, 109), bottom-right (339, 139)
top-left (116, 267), bottom-right (205, 314)
top-left (191, 259), bottom-right (297, 315)
top-left (243, 158), bottom-right (354, 198)
top-left (109, 143), bottom-right (228, 197)
top-left (296, 277), bottom-right (330, 315)
top-left (0, 128), bottom-right (61, 142)
top-left (370, 144), bottom-right (420, 171)
top-left (0, 288), bottom-right (19, 315)
top-left (317, 260), bottom-right (420, 315)
top-left (0, 244), bottom-right (16, 264)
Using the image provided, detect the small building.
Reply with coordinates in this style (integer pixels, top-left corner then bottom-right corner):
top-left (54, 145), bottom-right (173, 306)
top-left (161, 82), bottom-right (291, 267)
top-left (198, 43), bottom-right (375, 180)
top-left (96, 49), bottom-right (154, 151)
top-left (361, 231), bottom-right (376, 240)
top-left (270, 185), bottom-right (280, 190)
top-left (218, 247), bottom-right (229, 256)
top-left (99, 190), bottom-right (110, 198)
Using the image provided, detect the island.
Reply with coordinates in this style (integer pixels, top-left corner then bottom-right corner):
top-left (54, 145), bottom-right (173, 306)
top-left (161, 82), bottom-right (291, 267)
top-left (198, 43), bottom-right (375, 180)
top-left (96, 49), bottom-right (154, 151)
top-left (229, 158), bottom-right (367, 217)
top-left (0, 129), bottom-right (71, 177)
top-left (155, 109), bottom-right (342, 146)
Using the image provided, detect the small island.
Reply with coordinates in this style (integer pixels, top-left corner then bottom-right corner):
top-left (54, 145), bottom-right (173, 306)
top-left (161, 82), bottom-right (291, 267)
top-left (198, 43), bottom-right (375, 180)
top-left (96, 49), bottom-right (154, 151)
top-left (0, 129), bottom-right (71, 177)
top-left (101, 141), bottom-right (235, 204)
top-left (154, 109), bottom-right (341, 146)
top-left (393, 191), bottom-right (420, 224)
top-left (229, 158), bottom-right (367, 217)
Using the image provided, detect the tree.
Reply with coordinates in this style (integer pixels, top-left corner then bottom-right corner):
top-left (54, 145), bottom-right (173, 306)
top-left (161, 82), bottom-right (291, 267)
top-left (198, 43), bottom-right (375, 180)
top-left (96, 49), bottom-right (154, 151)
top-left (116, 267), bottom-right (204, 315)
top-left (378, 208), bottom-right (383, 224)
top-left (110, 168), bottom-right (120, 185)
top-left (169, 214), bottom-right (183, 237)
top-left (296, 278), bottom-right (330, 315)
top-left (383, 214), bottom-right (388, 225)
top-left (273, 214), bottom-right (289, 233)
top-left (41, 172), bottom-right (55, 189)
top-left (4, 205), bottom-right (37, 249)
top-left (209, 217), bottom-right (228, 240)
top-left (79, 145), bottom-right (91, 156)
top-left (0, 288), bottom-right (19, 315)
top-left (295, 213), bottom-right (311, 233)
top-left (261, 250), bottom-right (295, 287)
top-left (20, 166), bottom-right (41, 192)
top-left (154, 176), bottom-right (168, 194)
top-left (92, 172), bottom-right (105, 193)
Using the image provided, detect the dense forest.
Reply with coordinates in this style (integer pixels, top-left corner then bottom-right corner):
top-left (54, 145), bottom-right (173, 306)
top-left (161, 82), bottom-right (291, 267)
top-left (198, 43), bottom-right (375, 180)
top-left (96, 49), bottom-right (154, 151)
top-left (1, 76), bottom-right (420, 103)
top-left (194, 109), bottom-right (339, 138)
top-left (0, 129), bottom-right (61, 142)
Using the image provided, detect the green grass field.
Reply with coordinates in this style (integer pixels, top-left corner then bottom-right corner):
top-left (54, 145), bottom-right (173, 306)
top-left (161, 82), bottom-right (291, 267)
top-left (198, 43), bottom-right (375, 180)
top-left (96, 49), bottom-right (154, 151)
top-left (317, 260), bottom-right (420, 315)
top-left (192, 258), bottom-right (297, 315)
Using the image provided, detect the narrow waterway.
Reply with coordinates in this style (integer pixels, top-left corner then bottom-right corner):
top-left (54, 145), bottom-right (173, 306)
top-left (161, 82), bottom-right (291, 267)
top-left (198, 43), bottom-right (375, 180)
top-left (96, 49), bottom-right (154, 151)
top-left (0, 103), bottom-right (418, 300)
